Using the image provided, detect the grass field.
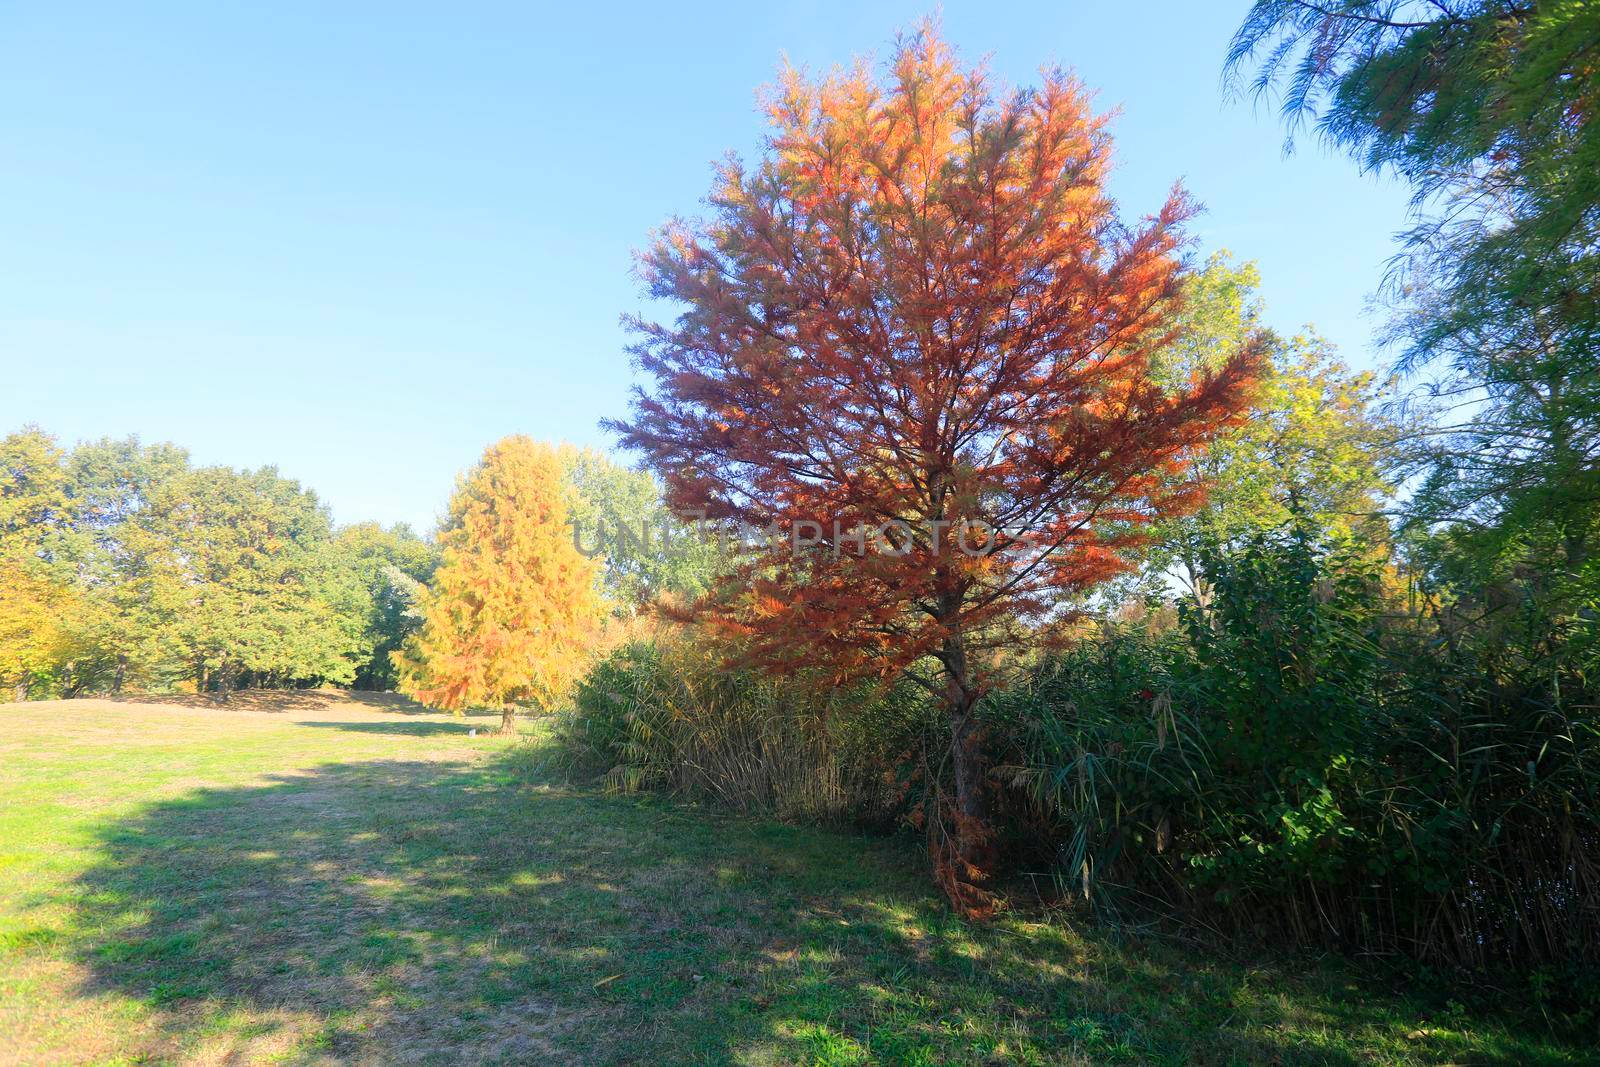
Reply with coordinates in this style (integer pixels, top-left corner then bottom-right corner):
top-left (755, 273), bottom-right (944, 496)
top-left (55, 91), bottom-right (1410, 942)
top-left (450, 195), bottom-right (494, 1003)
top-left (0, 694), bottom-right (1588, 1065)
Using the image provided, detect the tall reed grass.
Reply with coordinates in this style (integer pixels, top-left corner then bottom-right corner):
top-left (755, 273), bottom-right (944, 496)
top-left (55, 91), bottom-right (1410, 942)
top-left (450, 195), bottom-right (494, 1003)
top-left (986, 531), bottom-right (1600, 978)
top-left (558, 528), bottom-right (1597, 1002)
top-left (559, 635), bottom-right (932, 824)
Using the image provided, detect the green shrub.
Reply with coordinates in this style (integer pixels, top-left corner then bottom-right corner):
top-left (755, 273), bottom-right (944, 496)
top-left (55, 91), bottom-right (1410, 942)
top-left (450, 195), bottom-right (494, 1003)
top-left (987, 527), bottom-right (1600, 973)
top-left (556, 531), bottom-right (1599, 982)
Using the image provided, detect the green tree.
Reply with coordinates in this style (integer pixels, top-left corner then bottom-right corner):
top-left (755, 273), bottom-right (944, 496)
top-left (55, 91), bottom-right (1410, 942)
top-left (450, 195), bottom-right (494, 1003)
top-left (333, 522), bottom-right (438, 690)
top-left (1228, 0), bottom-right (1600, 575)
top-left (0, 426), bottom-right (71, 557)
top-left (132, 465), bottom-right (365, 698)
top-left (1227, 0), bottom-right (1597, 315)
top-left (1144, 256), bottom-right (1401, 606)
top-left (59, 436), bottom-right (191, 693)
top-left (560, 446), bottom-right (722, 610)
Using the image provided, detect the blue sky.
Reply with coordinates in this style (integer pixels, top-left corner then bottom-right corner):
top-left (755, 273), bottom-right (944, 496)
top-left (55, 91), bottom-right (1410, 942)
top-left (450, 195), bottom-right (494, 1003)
top-left (1, 2), bottom-right (1412, 532)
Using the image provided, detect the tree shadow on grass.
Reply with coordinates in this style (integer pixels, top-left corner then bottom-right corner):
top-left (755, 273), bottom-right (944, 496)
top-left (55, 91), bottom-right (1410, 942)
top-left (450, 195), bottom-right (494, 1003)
top-left (62, 752), bottom-right (1557, 1066)
top-left (99, 689), bottom-right (474, 716)
top-left (70, 757), bottom-right (621, 1063)
top-left (295, 720), bottom-right (482, 737)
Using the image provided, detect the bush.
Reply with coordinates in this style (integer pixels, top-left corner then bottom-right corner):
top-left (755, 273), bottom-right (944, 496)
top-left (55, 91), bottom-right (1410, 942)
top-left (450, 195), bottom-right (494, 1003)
top-left (556, 530), bottom-right (1598, 989)
top-left (987, 527), bottom-right (1600, 974)
top-left (559, 630), bottom-right (934, 824)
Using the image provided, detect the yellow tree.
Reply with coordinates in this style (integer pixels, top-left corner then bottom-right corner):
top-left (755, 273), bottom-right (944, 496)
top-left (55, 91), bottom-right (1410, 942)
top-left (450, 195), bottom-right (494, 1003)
top-left (398, 436), bottom-right (604, 733)
top-left (0, 427), bottom-right (75, 699)
top-left (0, 558), bottom-right (78, 700)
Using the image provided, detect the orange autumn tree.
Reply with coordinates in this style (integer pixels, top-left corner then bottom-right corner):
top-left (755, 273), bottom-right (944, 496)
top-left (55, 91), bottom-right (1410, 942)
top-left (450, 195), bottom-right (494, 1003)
top-left (398, 436), bottom-right (604, 735)
top-left (610, 27), bottom-right (1263, 915)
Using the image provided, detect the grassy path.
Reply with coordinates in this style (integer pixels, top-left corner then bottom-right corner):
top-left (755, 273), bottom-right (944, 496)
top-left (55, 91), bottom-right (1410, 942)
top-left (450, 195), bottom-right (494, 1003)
top-left (0, 694), bottom-right (1584, 1065)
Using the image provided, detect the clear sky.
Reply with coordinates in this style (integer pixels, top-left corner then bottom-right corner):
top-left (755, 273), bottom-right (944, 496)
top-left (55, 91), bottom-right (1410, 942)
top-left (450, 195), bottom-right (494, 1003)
top-left (1, 1), bottom-right (1412, 533)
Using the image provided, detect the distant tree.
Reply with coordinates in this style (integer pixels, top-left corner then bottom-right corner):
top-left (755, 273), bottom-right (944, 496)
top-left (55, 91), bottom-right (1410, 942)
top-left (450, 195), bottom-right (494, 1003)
top-left (0, 428), bottom-right (76, 699)
top-left (65, 435), bottom-right (190, 535)
top-left (397, 437), bottom-right (604, 734)
top-left (61, 436), bottom-right (191, 693)
top-left (1147, 255), bottom-right (1402, 607)
top-left (0, 426), bottom-right (71, 556)
top-left (611, 27), bottom-right (1261, 915)
top-left (560, 446), bottom-right (722, 609)
top-left (132, 465), bottom-right (365, 699)
top-left (0, 555), bottom-right (78, 701)
top-left (1194, 335), bottom-right (1396, 532)
top-left (334, 522), bottom-right (438, 690)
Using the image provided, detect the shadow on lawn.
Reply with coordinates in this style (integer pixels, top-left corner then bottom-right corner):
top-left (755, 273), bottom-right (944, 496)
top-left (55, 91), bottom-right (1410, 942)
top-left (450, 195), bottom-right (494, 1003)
top-left (66, 751), bottom-right (1549, 1065)
top-left (295, 719), bottom-right (482, 737)
top-left (99, 689), bottom-right (467, 716)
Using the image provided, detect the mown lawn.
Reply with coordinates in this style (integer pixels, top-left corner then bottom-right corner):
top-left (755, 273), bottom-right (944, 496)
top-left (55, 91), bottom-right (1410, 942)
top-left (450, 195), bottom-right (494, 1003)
top-left (0, 694), bottom-right (1587, 1065)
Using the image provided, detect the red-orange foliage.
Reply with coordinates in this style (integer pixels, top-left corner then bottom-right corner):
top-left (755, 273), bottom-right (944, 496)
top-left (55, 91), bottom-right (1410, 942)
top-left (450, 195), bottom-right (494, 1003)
top-left (611, 26), bottom-right (1261, 914)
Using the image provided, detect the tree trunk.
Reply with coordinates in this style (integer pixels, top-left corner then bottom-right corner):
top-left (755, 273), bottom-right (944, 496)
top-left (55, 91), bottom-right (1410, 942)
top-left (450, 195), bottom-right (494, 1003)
top-left (498, 705), bottom-right (517, 736)
top-left (932, 627), bottom-right (997, 919)
top-left (1181, 557), bottom-right (1217, 627)
top-left (1565, 528), bottom-right (1587, 572)
top-left (112, 655), bottom-right (127, 695)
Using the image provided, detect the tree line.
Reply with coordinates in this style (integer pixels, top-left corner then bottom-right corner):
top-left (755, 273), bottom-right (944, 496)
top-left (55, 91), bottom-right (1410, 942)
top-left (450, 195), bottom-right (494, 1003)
top-left (0, 432), bottom-right (696, 704)
top-left (0, 430), bottom-right (436, 699)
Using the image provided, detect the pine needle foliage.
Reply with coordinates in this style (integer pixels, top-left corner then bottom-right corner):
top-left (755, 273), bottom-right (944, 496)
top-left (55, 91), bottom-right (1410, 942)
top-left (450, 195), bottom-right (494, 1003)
top-left (612, 22), bottom-right (1262, 916)
top-left (398, 436), bottom-right (604, 733)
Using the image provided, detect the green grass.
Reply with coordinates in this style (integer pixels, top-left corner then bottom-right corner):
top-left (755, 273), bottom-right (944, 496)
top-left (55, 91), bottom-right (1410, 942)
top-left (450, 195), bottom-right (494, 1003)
top-left (0, 693), bottom-right (1588, 1065)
